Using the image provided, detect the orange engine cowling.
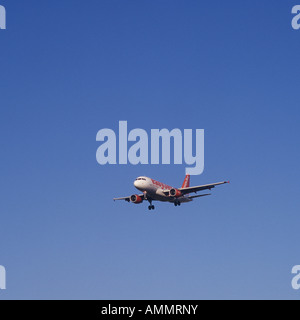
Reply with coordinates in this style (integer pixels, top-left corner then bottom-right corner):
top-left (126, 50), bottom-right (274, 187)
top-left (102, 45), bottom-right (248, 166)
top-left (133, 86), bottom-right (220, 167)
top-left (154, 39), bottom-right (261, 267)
top-left (130, 194), bottom-right (143, 204)
top-left (169, 188), bottom-right (182, 198)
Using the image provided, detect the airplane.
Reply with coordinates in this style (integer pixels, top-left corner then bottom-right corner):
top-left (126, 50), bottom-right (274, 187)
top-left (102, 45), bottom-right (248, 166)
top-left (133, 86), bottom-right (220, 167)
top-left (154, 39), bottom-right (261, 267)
top-left (113, 174), bottom-right (229, 210)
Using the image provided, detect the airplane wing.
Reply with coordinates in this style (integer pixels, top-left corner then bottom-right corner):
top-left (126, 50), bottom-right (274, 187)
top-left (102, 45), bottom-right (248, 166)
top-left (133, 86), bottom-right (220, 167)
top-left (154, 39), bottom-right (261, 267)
top-left (179, 181), bottom-right (229, 195)
top-left (187, 193), bottom-right (211, 199)
top-left (113, 194), bottom-right (145, 202)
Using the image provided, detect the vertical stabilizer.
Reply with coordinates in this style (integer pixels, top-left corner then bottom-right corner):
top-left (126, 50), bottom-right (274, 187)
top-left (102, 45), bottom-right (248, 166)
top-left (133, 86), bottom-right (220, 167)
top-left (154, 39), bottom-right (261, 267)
top-left (181, 174), bottom-right (190, 188)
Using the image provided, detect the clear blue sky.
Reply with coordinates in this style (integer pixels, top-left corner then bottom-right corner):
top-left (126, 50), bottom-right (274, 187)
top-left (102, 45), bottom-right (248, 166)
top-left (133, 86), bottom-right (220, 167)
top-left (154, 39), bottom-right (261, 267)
top-left (0, 0), bottom-right (300, 300)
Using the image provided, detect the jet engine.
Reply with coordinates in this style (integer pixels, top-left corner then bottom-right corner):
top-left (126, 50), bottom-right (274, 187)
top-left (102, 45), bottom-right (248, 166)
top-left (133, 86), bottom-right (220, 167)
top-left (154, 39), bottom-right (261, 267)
top-left (130, 194), bottom-right (143, 204)
top-left (169, 188), bottom-right (182, 198)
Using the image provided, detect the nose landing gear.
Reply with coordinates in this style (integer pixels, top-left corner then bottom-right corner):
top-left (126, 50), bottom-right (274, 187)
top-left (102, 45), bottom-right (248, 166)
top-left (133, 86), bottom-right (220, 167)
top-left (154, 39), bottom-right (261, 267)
top-left (147, 198), bottom-right (155, 211)
top-left (174, 200), bottom-right (181, 207)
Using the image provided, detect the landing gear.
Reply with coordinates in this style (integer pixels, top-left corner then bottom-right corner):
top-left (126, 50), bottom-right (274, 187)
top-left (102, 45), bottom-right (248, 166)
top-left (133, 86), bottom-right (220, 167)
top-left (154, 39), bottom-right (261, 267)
top-left (174, 200), bottom-right (181, 207)
top-left (147, 198), bottom-right (155, 211)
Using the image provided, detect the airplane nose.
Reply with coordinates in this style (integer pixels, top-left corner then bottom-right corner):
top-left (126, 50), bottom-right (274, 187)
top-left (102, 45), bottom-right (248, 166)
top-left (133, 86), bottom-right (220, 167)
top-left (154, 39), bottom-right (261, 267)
top-left (134, 180), bottom-right (144, 189)
top-left (134, 180), bottom-right (139, 188)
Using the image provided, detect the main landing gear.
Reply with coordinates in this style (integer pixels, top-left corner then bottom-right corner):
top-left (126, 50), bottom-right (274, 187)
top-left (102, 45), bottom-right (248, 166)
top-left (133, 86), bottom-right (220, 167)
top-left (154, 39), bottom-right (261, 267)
top-left (174, 200), bottom-right (181, 207)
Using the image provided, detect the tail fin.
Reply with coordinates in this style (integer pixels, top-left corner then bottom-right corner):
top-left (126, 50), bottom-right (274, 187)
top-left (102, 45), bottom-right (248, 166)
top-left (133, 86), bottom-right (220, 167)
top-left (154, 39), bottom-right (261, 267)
top-left (181, 174), bottom-right (190, 188)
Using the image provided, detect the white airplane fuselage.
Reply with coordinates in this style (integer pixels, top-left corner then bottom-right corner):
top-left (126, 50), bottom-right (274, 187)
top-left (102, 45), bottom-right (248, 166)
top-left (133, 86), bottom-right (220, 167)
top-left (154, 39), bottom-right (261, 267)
top-left (114, 174), bottom-right (228, 210)
top-left (134, 176), bottom-right (191, 203)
